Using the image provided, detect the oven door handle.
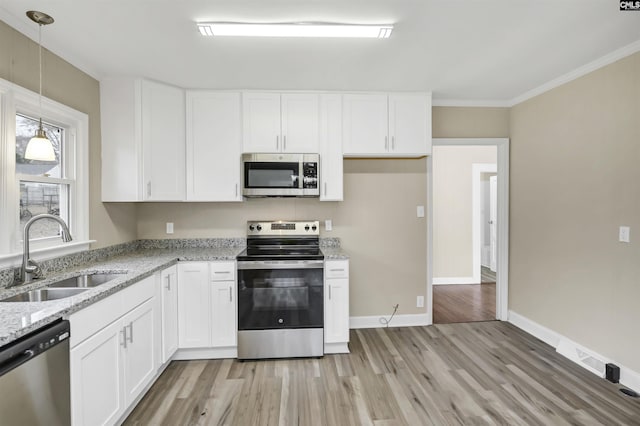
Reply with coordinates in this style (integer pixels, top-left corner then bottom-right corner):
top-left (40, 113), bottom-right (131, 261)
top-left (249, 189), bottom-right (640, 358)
top-left (237, 260), bottom-right (324, 270)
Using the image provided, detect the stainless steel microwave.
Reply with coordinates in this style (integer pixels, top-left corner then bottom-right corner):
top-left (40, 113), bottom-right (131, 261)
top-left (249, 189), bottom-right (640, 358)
top-left (242, 153), bottom-right (320, 198)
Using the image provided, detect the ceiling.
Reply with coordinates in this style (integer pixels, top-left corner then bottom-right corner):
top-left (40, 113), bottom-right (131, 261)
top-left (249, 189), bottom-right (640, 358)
top-left (1, 0), bottom-right (639, 104)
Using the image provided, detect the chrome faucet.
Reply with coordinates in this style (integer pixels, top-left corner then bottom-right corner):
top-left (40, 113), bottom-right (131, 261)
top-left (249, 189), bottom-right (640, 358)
top-left (19, 214), bottom-right (72, 285)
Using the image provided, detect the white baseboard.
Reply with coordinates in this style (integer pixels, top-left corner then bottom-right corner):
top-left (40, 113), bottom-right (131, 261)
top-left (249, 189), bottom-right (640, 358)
top-left (432, 276), bottom-right (479, 285)
top-left (350, 313), bottom-right (429, 329)
top-left (508, 310), bottom-right (640, 394)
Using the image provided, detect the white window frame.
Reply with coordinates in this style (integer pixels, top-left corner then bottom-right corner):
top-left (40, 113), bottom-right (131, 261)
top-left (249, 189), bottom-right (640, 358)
top-left (0, 77), bottom-right (91, 268)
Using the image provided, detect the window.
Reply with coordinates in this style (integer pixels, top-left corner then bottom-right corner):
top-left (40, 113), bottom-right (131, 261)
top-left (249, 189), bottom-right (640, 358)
top-left (0, 78), bottom-right (89, 265)
top-left (16, 115), bottom-right (71, 241)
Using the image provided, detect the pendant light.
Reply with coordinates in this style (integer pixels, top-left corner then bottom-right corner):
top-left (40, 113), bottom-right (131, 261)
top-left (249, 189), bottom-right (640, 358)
top-left (24, 10), bottom-right (56, 162)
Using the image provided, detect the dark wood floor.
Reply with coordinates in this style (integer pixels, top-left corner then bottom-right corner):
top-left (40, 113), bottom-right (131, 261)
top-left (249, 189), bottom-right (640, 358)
top-left (124, 322), bottom-right (640, 425)
top-left (433, 283), bottom-right (496, 324)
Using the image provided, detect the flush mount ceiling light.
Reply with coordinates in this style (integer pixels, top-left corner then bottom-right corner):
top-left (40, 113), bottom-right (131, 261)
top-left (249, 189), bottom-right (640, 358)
top-left (197, 22), bottom-right (393, 38)
top-left (24, 10), bottom-right (56, 162)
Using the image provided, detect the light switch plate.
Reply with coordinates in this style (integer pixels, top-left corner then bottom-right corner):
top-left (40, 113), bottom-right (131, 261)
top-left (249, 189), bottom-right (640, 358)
top-left (619, 226), bottom-right (630, 243)
top-left (166, 222), bottom-right (174, 234)
top-left (325, 219), bottom-right (332, 231)
top-left (417, 206), bottom-right (425, 218)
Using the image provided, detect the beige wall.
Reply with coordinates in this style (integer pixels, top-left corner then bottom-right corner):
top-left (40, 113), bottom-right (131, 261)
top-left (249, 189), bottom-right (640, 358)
top-left (138, 159), bottom-right (428, 317)
top-left (0, 20), bottom-right (137, 248)
top-left (433, 107), bottom-right (510, 138)
top-left (432, 145), bottom-right (496, 279)
top-left (510, 52), bottom-right (640, 371)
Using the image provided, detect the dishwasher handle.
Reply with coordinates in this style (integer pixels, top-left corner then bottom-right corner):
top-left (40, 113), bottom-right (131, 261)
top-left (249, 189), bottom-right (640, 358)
top-left (0, 349), bottom-right (35, 376)
top-left (0, 319), bottom-right (70, 377)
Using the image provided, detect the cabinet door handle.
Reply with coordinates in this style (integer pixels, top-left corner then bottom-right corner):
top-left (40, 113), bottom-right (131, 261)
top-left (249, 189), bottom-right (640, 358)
top-left (229, 286), bottom-right (233, 302)
top-left (147, 181), bottom-right (151, 197)
top-left (385, 136), bottom-right (388, 151)
top-left (120, 328), bottom-right (127, 349)
top-left (328, 285), bottom-right (332, 300)
top-left (276, 135), bottom-right (279, 151)
top-left (235, 183), bottom-right (238, 197)
top-left (165, 275), bottom-right (171, 290)
top-left (324, 182), bottom-right (327, 196)
top-left (392, 136), bottom-right (395, 150)
top-left (283, 135), bottom-right (287, 151)
top-left (128, 322), bottom-right (134, 344)
top-left (330, 268), bottom-right (345, 272)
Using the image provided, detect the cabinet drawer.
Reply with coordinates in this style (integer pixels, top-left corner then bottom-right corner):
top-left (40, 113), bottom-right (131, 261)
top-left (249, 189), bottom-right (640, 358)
top-left (325, 261), bottom-right (349, 279)
top-left (120, 275), bottom-right (155, 313)
top-left (69, 276), bottom-right (155, 348)
top-left (210, 261), bottom-right (235, 281)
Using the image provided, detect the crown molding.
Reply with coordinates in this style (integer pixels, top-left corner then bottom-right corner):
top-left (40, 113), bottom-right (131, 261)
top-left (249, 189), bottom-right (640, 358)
top-left (510, 39), bottom-right (640, 106)
top-left (432, 98), bottom-right (511, 108)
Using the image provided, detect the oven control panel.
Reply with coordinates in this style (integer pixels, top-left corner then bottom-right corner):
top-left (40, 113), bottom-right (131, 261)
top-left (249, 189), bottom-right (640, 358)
top-left (247, 220), bottom-right (319, 236)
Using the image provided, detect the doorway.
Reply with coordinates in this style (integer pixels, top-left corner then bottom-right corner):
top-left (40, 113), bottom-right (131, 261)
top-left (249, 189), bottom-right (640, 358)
top-left (426, 138), bottom-right (509, 324)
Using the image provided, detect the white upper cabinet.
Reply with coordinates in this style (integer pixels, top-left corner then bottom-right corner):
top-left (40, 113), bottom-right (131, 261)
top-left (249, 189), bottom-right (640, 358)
top-left (319, 94), bottom-right (343, 201)
top-left (101, 78), bottom-right (185, 201)
top-left (342, 92), bottom-right (431, 157)
top-left (242, 92), bottom-right (319, 153)
top-left (281, 94), bottom-right (320, 153)
top-left (388, 93), bottom-right (431, 156)
top-left (186, 91), bottom-right (242, 201)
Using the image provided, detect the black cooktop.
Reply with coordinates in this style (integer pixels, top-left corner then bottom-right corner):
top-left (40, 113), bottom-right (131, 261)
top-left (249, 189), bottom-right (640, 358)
top-left (237, 236), bottom-right (324, 261)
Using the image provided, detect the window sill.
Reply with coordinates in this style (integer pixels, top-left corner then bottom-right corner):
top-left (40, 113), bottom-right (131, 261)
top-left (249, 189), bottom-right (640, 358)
top-left (0, 240), bottom-right (96, 270)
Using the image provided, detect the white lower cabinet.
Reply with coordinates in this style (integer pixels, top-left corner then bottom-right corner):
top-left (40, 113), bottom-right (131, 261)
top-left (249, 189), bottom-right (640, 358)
top-left (160, 265), bottom-right (179, 362)
top-left (122, 300), bottom-right (156, 405)
top-left (69, 277), bottom-right (156, 426)
top-left (176, 261), bottom-right (237, 358)
top-left (70, 319), bottom-right (124, 426)
top-left (324, 260), bottom-right (350, 353)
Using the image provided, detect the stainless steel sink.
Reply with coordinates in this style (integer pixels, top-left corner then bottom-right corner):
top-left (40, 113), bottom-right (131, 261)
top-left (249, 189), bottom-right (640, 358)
top-left (1, 288), bottom-right (89, 302)
top-left (46, 272), bottom-right (125, 289)
top-left (0, 272), bottom-right (126, 303)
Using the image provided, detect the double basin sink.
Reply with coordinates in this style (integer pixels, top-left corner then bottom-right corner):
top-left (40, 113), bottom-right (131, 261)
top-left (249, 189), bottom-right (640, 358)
top-left (0, 272), bottom-right (125, 303)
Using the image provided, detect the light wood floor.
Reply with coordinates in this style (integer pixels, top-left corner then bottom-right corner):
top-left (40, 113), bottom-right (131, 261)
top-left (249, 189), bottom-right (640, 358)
top-left (124, 322), bottom-right (640, 425)
top-left (433, 283), bottom-right (496, 324)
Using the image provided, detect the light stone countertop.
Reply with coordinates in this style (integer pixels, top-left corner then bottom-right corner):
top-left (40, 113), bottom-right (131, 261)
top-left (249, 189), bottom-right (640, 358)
top-left (0, 247), bottom-right (243, 347)
top-left (320, 247), bottom-right (350, 260)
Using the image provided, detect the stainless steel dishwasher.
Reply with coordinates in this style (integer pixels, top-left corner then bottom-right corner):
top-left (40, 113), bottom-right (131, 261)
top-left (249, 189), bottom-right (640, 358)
top-left (0, 320), bottom-right (71, 425)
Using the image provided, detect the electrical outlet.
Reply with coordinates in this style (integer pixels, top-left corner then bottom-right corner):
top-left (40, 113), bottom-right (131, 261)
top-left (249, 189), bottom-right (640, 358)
top-left (166, 222), bottom-right (174, 234)
top-left (619, 226), bottom-right (630, 243)
top-left (417, 206), bottom-right (425, 218)
top-left (325, 219), bottom-right (332, 231)
top-left (416, 295), bottom-right (424, 308)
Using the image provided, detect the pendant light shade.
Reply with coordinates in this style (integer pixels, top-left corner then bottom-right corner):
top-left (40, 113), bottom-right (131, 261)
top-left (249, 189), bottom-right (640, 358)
top-left (25, 120), bottom-right (56, 161)
top-left (24, 10), bottom-right (55, 162)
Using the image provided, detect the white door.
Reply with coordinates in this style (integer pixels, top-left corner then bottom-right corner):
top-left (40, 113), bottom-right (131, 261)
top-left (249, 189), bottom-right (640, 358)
top-left (70, 320), bottom-right (125, 426)
top-left (342, 94), bottom-right (388, 155)
top-left (141, 79), bottom-right (186, 201)
top-left (281, 94), bottom-right (319, 153)
top-left (178, 263), bottom-right (211, 348)
top-left (186, 92), bottom-right (242, 201)
top-left (489, 175), bottom-right (498, 272)
top-left (388, 93), bottom-right (429, 155)
top-left (210, 281), bottom-right (237, 347)
top-left (161, 266), bottom-right (179, 363)
top-left (122, 299), bottom-right (156, 405)
top-left (319, 94), bottom-right (343, 201)
top-left (242, 92), bottom-right (281, 152)
top-left (324, 278), bottom-right (350, 344)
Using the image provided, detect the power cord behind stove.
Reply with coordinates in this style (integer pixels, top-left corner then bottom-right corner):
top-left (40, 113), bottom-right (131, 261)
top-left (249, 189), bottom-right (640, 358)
top-left (379, 304), bottom-right (399, 327)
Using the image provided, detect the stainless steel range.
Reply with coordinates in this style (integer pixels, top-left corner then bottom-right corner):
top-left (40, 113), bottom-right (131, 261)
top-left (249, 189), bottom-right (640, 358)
top-left (237, 220), bottom-right (324, 359)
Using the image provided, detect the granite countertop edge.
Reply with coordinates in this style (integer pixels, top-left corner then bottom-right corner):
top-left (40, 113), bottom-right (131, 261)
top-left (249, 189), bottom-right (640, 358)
top-left (0, 242), bottom-right (349, 346)
top-left (0, 247), bottom-right (244, 346)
